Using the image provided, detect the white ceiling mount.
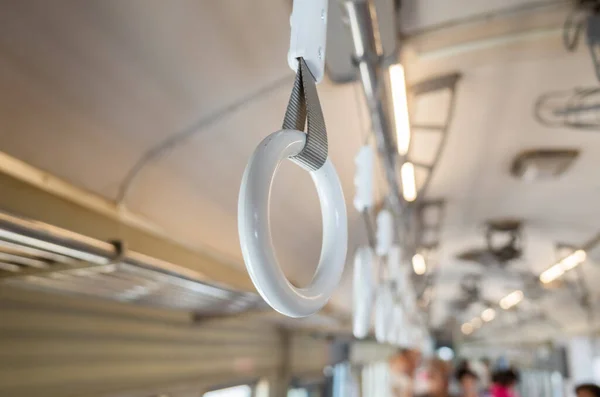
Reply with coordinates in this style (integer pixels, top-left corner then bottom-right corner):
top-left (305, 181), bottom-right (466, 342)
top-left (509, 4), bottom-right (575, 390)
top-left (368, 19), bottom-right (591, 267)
top-left (288, 0), bottom-right (329, 83)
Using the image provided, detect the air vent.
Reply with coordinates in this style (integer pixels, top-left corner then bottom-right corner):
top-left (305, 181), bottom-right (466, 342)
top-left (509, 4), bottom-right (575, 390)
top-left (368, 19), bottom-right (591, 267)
top-left (510, 149), bottom-right (579, 181)
top-left (0, 212), bottom-right (263, 315)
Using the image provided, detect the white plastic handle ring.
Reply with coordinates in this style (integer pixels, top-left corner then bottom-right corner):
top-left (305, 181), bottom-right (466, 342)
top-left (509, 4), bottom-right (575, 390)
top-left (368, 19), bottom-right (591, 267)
top-left (374, 283), bottom-right (393, 343)
top-left (353, 246), bottom-right (374, 339)
top-left (238, 129), bottom-right (348, 318)
top-left (389, 304), bottom-right (405, 345)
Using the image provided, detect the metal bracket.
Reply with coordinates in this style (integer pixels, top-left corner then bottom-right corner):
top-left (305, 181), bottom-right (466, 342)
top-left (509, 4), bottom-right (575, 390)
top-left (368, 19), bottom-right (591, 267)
top-left (563, 2), bottom-right (600, 81)
top-left (108, 239), bottom-right (127, 264)
top-left (587, 14), bottom-right (600, 81)
top-left (407, 72), bottom-right (462, 201)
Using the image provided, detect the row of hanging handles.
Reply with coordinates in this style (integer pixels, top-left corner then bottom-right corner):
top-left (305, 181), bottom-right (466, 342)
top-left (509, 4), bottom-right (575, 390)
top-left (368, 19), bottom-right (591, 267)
top-left (355, 147), bottom-right (423, 347)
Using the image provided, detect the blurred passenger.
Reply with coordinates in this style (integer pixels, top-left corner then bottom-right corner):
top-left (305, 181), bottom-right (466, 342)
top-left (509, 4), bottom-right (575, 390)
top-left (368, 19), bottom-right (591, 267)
top-left (415, 358), bottom-right (452, 397)
top-left (480, 358), bottom-right (492, 391)
top-left (389, 348), bottom-right (421, 397)
top-left (456, 368), bottom-right (479, 397)
top-left (470, 358), bottom-right (491, 394)
top-left (575, 383), bottom-right (600, 397)
top-left (490, 369), bottom-right (519, 397)
top-left (448, 359), bottom-right (468, 396)
top-left (456, 359), bottom-right (471, 372)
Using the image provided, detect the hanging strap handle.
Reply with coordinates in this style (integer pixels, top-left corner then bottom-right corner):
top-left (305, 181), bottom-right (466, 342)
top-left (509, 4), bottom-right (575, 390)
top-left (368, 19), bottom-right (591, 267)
top-left (283, 58), bottom-right (328, 171)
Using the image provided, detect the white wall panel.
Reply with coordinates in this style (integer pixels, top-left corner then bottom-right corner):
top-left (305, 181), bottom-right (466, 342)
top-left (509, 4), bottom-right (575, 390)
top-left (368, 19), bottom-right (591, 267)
top-left (0, 286), bottom-right (282, 397)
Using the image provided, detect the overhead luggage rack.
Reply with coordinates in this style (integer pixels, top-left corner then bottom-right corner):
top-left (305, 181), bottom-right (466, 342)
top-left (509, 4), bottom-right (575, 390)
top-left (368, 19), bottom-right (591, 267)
top-left (0, 211), bottom-right (263, 315)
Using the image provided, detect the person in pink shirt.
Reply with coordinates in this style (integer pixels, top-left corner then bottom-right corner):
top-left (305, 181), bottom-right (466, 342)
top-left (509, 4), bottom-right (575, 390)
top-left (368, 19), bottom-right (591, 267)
top-left (490, 369), bottom-right (519, 397)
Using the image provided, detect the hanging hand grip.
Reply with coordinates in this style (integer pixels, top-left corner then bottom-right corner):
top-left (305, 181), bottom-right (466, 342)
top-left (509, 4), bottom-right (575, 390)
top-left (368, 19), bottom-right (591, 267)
top-left (238, 129), bottom-right (347, 317)
top-left (374, 282), bottom-right (393, 343)
top-left (353, 246), bottom-right (374, 339)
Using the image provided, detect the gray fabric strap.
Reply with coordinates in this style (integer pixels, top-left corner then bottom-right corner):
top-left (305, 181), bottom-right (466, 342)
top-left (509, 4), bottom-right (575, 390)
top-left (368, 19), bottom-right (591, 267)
top-left (283, 57), bottom-right (328, 170)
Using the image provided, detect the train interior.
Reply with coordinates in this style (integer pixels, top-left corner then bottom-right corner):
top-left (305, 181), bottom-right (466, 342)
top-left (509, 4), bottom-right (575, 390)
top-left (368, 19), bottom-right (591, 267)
top-left (1, 0), bottom-right (600, 396)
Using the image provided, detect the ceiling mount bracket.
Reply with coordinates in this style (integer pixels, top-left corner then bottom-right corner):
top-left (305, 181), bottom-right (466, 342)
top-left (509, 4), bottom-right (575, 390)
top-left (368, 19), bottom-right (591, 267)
top-left (288, 0), bottom-right (328, 83)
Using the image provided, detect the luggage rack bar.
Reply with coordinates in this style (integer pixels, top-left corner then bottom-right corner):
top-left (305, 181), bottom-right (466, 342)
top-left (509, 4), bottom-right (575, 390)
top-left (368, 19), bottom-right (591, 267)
top-left (0, 211), bottom-right (264, 315)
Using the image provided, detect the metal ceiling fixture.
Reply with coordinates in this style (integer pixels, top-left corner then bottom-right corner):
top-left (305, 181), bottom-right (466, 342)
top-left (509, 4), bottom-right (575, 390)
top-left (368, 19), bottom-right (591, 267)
top-left (449, 274), bottom-right (483, 311)
top-left (510, 149), bottom-right (580, 181)
top-left (563, 0), bottom-right (600, 81)
top-left (448, 274), bottom-right (497, 314)
top-left (408, 74), bottom-right (462, 199)
top-left (534, 87), bottom-right (600, 130)
top-left (540, 234), bottom-right (600, 323)
top-left (343, 2), bottom-right (461, 212)
top-left (0, 211), bottom-right (263, 315)
top-left (456, 220), bottom-right (523, 267)
top-left (344, 0), bottom-right (404, 213)
top-left (486, 220), bottom-right (523, 264)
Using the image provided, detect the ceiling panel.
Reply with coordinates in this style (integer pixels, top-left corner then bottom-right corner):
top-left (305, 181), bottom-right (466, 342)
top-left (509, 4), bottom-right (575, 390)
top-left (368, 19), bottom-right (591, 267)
top-left (0, 0), bottom-right (292, 199)
top-left (406, 18), bottom-right (600, 330)
top-left (399, 0), bottom-right (561, 33)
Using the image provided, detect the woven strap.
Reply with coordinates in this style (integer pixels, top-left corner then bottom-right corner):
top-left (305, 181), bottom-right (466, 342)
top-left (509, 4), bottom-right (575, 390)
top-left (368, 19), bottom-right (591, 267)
top-left (283, 57), bottom-right (328, 170)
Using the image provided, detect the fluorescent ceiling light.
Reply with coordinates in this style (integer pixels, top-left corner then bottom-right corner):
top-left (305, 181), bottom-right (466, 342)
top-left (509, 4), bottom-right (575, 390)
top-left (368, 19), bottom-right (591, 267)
top-left (499, 290), bottom-right (523, 310)
top-left (481, 308), bottom-right (496, 322)
top-left (471, 317), bottom-right (482, 328)
top-left (203, 385), bottom-right (252, 397)
top-left (540, 264), bottom-right (564, 284)
top-left (401, 162), bottom-right (417, 202)
top-left (540, 249), bottom-right (586, 284)
top-left (437, 346), bottom-right (455, 361)
top-left (461, 322), bottom-right (473, 335)
top-left (560, 249), bottom-right (586, 270)
top-left (412, 253), bottom-right (426, 275)
top-left (389, 64), bottom-right (411, 156)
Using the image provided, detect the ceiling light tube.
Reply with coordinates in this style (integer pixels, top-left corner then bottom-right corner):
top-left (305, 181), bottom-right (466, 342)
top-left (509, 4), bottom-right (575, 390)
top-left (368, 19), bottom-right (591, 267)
top-left (412, 253), bottom-right (427, 275)
top-left (540, 264), bottom-right (564, 284)
top-left (461, 322), bottom-right (473, 335)
top-left (481, 308), bottom-right (496, 322)
top-left (560, 249), bottom-right (586, 271)
top-left (539, 249), bottom-right (587, 283)
top-left (401, 162), bottom-right (417, 202)
top-left (499, 290), bottom-right (523, 310)
top-left (389, 64), bottom-right (411, 156)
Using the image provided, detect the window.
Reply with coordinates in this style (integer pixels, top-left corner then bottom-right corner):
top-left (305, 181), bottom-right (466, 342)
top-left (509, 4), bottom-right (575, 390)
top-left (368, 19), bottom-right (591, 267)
top-left (203, 385), bottom-right (252, 397)
top-left (288, 388), bottom-right (309, 397)
top-left (255, 379), bottom-right (270, 397)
